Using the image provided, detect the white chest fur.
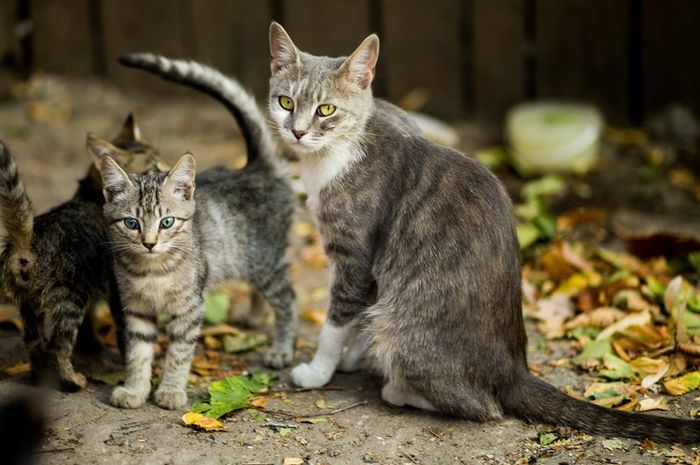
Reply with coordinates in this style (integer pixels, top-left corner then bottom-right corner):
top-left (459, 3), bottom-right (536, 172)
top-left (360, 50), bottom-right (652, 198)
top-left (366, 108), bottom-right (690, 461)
top-left (299, 141), bottom-right (364, 216)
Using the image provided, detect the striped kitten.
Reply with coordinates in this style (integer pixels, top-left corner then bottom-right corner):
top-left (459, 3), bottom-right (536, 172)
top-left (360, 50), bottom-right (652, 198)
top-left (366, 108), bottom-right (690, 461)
top-left (98, 57), bottom-right (296, 410)
top-left (268, 23), bottom-right (700, 443)
top-left (0, 115), bottom-right (166, 391)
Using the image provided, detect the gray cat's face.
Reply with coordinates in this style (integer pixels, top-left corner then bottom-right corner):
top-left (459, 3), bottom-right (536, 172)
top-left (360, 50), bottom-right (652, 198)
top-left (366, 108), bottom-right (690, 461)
top-left (99, 154), bottom-right (196, 257)
top-left (268, 23), bottom-right (379, 155)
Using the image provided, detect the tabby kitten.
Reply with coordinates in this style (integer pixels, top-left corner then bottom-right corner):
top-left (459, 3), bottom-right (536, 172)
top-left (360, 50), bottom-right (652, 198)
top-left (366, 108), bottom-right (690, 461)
top-left (97, 60), bottom-right (296, 410)
top-left (0, 115), bottom-right (166, 391)
top-left (268, 22), bottom-right (700, 442)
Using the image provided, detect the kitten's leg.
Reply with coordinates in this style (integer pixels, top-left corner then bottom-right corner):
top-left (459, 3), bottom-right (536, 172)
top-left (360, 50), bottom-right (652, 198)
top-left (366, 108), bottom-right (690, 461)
top-left (75, 303), bottom-right (102, 355)
top-left (290, 319), bottom-right (355, 388)
top-left (108, 277), bottom-right (127, 358)
top-left (381, 380), bottom-right (436, 411)
top-left (154, 300), bottom-right (202, 410)
top-left (337, 327), bottom-right (371, 373)
top-left (111, 311), bottom-right (157, 408)
top-left (43, 292), bottom-right (88, 392)
top-left (257, 267), bottom-right (297, 369)
top-left (19, 301), bottom-right (49, 385)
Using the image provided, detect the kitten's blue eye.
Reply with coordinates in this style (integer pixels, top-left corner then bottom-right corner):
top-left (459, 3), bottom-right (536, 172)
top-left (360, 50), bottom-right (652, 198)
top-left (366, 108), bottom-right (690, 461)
top-left (160, 217), bottom-right (175, 229)
top-left (123, 217), bottom-right (140, 230)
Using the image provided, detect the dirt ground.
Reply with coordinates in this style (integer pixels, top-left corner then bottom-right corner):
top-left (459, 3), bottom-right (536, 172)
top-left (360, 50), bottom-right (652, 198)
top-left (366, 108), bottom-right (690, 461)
top-left (0, 76), bottom-right (699, 465)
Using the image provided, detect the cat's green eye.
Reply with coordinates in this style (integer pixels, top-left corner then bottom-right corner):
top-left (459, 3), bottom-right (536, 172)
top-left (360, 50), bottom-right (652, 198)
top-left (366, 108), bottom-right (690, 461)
top-left (279, 96), bottom-right (295, 111)
top-left (316, 104), bottom-right (336, 117)
top-left (160, 216), bottom-right (175, 229)
top-left (123, 217), bottom-right (140, 230)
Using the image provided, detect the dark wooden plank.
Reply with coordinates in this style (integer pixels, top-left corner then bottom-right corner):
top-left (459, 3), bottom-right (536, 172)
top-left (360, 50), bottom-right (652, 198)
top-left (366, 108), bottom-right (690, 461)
top-left (31, 0), bottom-right (95, 74)
top-left (642, 0), bottom-right (700, 120)
top-left (536, 0), bottom-right (630, 124)
top-left (281, 0), bottom-right (371, 57)
top-left (190, 0), bottom-right (272, 99)
top-left (473, 0), bottom-right (524, 121)
top-left (381, 0), bottom-right (462, 118)
top-left (101, 0), bottom-right (188, 88)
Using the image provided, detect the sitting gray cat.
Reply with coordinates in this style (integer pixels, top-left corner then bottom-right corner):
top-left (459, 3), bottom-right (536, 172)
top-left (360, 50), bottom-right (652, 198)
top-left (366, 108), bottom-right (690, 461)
top-left (268, 22), bottom-right (700, 443)
top-left (95, 62), bottom-right (296, 409)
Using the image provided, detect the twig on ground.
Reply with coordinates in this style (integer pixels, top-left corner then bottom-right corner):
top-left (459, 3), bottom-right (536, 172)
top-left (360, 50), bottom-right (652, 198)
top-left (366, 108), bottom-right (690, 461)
top-left (39, 447), bottom-right (75, 454)
top-left (261, 422), bottom-right (298, 430)
top-left (399, 446), bottom-right (420, 464)
top-left (266, 386), bottom-right (345, 394)
top-left (256, 400), bottom-right (368, 419)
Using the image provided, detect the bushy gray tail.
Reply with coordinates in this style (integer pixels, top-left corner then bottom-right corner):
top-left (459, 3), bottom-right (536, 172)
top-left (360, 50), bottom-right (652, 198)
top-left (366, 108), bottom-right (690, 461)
top-left (0, 142), bottom-right (35, 284)
top-left (118, 53), bottom-right (275, 168)
top-left (503, 370), bottom-right (700, 443)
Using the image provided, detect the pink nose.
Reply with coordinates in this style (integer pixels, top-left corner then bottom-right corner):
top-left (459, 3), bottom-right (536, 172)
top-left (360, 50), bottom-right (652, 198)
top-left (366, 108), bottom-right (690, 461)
top-left (292, 129), bottom-right (306, 140)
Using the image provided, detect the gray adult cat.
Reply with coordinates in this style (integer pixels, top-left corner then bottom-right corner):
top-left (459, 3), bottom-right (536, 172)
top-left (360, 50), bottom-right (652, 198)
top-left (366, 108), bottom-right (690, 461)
top-left (268, 22), bottom-right (699, 443)
top-left (96, 58), bottom-right (296, 409)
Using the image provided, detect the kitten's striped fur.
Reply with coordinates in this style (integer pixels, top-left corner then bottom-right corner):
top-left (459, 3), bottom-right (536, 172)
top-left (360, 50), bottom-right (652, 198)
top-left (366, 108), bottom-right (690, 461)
top-left (102, 58), bottom-right (296, 410)
top-left (0, 115), bottom-right (164, 391)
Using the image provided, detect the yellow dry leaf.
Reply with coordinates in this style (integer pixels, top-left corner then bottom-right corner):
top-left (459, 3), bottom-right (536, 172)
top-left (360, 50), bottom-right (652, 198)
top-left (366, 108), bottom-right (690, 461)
top-left (182, 412), bottom-right (225, 431)
top-left (315, 398), bottom-right (327, 410)
top-left (293, 221), bottom-right (316, 239)
top-left (3, 361), bottom-right (30, 376)
top-left (203, 335), bottom-right (222, 351)
top-left (663, 371), bottom-right (700, 396)
top-left (200, 324), bottom-right (242, 337)
top-left (637, 397), bottom-right (669, 412)
top-left (596, 309), bottom-right (652, 341)
top-left (629, 357), bottom-right (667, 376)
top-left (564, 307), bottom-right (626, 330)
top-left (641, 363), bottom-right (670, 389)
top-left (301, 309), bottom-right (326, 325)
top-left (0, 304), bottom-right (23, 331)
top-left (250, 396), bottom-right (268, 408)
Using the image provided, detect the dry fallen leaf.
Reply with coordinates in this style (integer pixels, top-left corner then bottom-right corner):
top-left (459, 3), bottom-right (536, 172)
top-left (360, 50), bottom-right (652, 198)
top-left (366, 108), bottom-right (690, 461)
top-left (637, 397), bottom-right (669, 412)
top-left (283, 459), bottom-right (304, 465)
top-left (3, 361), bottom-right (30, 376)
top-left (526, 294), bottom-right (575, 339)
top-left (663, 371), bottom-right (700, 396)
top-left (300, 244), bottom-right (328, 269)
top-left (596, 309), bottom-right (652, 341)
top-left (250, 396), bottom-right (268, 408)
top-left (182, 412), bottom-right (225, 432)
top-left (301, 309), bottom-right (326, 325)
top-left (200, 324), bottom-right (242, 337)
top-left (565, 307), bottom-right (626, 330)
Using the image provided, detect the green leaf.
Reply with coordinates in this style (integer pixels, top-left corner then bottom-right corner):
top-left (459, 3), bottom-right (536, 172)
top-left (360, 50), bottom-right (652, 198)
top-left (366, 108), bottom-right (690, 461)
top-left (87, 371), bottom-right (126, 386)
top-left (539, 432), bottom-right (558, 445)
top-left (533, 214), bottom-right (557, 239)
top-left (278, 427), bottom-right (293, 436)
top-left (300, 417), bottom-right (329, 424)
top-left (521, 175), bottom-right (566, 201)
top-left (644, 277), bottom-right (666, 301)
top-left (573, 339), bottom-right (613, 366)
top-left (598, 353), bottom-right (635, 380)
top-left (567, 326), bottom-right (601, 342)
top-left (475, 146), bottom-right (509, 170)
top-left (688, 252), bottom-right (700, 273)
top-left (192, 372), bottom-right (275, 419)
top-left (223, 332), bottom-right (268, 353)
top-left (590, 389), bottom-right (622, 400)
top-left (516, 222), bottom-right (540, 249)
top-left (203, 292), bottom-right (231, 325)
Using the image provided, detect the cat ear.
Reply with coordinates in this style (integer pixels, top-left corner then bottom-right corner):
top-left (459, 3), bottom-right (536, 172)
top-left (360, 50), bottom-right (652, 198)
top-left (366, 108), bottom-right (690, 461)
top-left (100, 156), bottom-right (133, 203)
top-left (115, 113), bottom-right (142, 143)
top-left (87, 133), bottom-right (128, 169)
top-left (339, 34), bottom-right (380, 89)
top-left (269, 22), bottom-right (300, 73)
top-left (164, 153), bottom-right (196, 201)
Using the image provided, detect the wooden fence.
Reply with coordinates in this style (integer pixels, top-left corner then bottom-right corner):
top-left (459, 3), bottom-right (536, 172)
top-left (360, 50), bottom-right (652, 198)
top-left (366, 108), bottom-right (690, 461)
top-left (2, 0), bottom-right (699, 124)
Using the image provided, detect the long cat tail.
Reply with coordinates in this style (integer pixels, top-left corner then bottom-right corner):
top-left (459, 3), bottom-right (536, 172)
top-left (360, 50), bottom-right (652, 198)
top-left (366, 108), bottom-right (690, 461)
top-left (502, 369), bottom-right (700, 443)
top-left (118, 53), bottom-right (275, 168)
top-left (0, 142), bottom-right (35, 284)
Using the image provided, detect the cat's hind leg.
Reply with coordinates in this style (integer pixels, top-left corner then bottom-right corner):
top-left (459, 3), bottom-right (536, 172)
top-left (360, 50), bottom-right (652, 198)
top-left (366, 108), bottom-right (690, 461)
top-left (256, 264), bottom-right (297, 369)
top-left (154, 299), bottom-right (203, 410)
top-left (381, 379), bottom-right (436, 411)
top-left (337, 327), bottom-right (371, 373)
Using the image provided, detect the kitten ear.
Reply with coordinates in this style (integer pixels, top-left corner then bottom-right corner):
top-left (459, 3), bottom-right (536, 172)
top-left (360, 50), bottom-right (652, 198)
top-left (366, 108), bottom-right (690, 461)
top-left (164, 153), bottom-right (196, 201)
top-left (100, 156), bottom-right (133, 203)
top-left (269, 22), bottom-right (300, 73)
top-left (339, 34), bottom-right (380, 89)
top-left (87, 133), bottom-right (126, 170)
top-left (115, 112), bottom-right (142, 143)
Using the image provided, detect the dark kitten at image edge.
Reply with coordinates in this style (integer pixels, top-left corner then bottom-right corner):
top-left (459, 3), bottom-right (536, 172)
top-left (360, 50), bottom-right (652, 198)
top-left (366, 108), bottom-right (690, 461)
top-left (268, 22), bottom-right (700, 443)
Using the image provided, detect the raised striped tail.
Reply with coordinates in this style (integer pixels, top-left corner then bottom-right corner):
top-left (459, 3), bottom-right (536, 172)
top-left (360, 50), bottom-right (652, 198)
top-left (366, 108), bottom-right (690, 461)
top-left (119, 53), bottom-right (275, 168)
top-left (0, 141), bottom-right (35, 284)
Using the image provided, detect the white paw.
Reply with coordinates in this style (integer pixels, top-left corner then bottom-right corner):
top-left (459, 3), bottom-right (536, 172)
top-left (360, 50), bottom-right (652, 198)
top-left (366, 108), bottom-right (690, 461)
top-left (154, 387), bottom-right (188, 410)
top-left (111, 386), bottom-right (148, 409)
top-left (290, 362), bottom-right (332, 388)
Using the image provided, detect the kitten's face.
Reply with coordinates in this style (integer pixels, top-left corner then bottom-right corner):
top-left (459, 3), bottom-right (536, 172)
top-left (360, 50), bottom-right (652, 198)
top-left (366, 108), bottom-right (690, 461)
top-left (268, 23), bottom-right (379, 155)
top-left (99, 154), bottom-right (196, 258)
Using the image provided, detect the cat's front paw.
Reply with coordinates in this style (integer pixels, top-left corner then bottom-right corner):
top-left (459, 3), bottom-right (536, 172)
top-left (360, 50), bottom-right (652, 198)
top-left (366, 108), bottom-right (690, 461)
top-left (264, 346), bottom-right (294, 369)
top-left (111, 386), bottom-right (148, 409)
top-left (154, 387), bottom-right (187, 410)
top-left (290, 362), bottom-right (332, 388)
